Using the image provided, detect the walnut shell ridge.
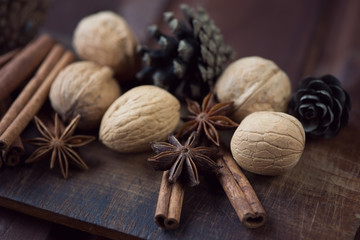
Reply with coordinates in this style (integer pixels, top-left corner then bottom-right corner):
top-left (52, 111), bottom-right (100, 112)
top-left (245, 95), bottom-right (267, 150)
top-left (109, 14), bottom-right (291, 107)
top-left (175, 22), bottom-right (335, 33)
top-left (230, 111), bottom-right (305, 175)
top-left (73, 11), bottom-right (138, 81)
top-left (99, 85), bottom-right (180, 153)
top-left (50, 61), bottom-right (121, 130)
top-left (215, 56), bottom-right (291, 122)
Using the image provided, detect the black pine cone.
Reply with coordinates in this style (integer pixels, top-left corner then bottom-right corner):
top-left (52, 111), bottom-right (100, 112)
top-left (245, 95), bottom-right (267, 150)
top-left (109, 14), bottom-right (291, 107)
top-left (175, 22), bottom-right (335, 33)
top-left (0, 0), bottom-right (50, 54)
top-left (290, 75), bottom-right (351, 138)
top-left (136, 4), bottom-right (233, 101)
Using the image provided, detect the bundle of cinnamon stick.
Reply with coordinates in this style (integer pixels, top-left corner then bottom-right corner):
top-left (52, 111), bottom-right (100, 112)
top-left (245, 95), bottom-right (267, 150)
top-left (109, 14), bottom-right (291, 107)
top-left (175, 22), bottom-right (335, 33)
top-left (154, 147), bottom-right (267, 230)
top-left (155, 171), bottom-right (184, 229)
top-left (0, 34), bottom-right (75, 167)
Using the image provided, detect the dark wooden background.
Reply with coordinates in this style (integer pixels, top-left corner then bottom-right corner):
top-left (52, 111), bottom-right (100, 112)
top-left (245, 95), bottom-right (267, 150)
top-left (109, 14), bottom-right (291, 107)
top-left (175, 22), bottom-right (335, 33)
top-left (1, 0), bottom-right (360, 239)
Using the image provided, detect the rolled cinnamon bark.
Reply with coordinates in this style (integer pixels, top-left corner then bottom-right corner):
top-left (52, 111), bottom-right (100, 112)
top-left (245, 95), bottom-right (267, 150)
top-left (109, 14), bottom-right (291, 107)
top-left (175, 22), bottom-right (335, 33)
top-left (0, 44), bottom-right (65, 136)
top-left (0, 34), bottom-right (55, 101)
top-left (0, 97), bottom-right (24, 167)
top-left (0, 48), bottom-right (20, 68)
top-left (155, 171), bottom-right (185, 230)
top-left (2, 137), bottom-right (24, 167)
top-left (216, 148), bottom-right (267, 228)
top-left (0, 50), bottom-right (75, 150)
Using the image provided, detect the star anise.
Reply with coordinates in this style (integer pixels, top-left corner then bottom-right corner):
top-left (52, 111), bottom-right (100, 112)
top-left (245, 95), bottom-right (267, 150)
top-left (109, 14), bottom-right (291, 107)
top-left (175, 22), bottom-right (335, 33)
top-left (176, 92), bottom-right (238, 146)
top-left (25, 114), bottom-right (96, 178)
top-left (148, 132), bottom-right (220, 187)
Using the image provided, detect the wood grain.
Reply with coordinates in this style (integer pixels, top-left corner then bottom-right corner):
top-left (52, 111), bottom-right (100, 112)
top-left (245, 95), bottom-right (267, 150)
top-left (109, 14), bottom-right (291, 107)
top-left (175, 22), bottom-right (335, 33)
top-left (0, 0), bottom-right (359, 239)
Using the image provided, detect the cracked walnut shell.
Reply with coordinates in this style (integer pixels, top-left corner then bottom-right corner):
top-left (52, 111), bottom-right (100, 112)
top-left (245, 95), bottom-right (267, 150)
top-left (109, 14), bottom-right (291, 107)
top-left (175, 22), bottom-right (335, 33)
top-left (215, 56), bottom-right (291, 123)
top-left (230, 111), bottom-right (305, 175)
top-left (99, 85), bottom-right (180, 153)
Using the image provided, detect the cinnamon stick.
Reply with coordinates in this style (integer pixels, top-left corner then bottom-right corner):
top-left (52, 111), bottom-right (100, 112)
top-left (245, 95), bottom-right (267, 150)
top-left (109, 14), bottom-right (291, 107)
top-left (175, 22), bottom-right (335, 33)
top-left (0, 50), bottom-right (75, 150)
top-left (0, 98), bottom-right (24, 166)
top-left (2, 137), bottom-right (24, 167)
top-left (0, 34), bottom-right (55, 101)
top-left (0, 97), bottom-right (12, 116)
top-left (0, 44), bottom-right (65, 136)
top-left (216, 148), bottom-right (267, 228)
top-left (155, 171), bottom-right (185, 230)
top-left (0, 48), bottom-right (20, 68)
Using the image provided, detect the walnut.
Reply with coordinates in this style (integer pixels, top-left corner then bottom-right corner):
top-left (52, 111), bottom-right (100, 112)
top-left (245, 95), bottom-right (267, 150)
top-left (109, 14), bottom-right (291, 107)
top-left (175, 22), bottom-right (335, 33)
top-left (50, 61), bottom-right (121, 130)
top-left (99, 85), bottom-right (180, 153)
top-left (215, 56), bottom-right (291, 122)
top-left (230, 111), bottom-right (305, 175)
top-left (73, 11), bottom-right (138, 81)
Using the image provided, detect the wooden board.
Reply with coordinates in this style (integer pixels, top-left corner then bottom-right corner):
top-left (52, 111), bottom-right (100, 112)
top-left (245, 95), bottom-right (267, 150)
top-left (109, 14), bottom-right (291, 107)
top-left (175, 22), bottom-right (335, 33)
top-left (1, 0), bottom-right (360, 239)
top-left (0, 206), bottom-right (98, 240)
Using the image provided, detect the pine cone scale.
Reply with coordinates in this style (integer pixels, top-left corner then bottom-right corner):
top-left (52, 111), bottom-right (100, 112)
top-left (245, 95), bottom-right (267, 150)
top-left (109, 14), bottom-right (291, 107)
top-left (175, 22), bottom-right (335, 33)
top-left (299, 94), bottom-right (320, 103)
top-left (331, 85), bottom-right (347, 104)
top-left (316, 90), bottom-right (333, 105)
top-left (320, 106), bottom-right (334, 126)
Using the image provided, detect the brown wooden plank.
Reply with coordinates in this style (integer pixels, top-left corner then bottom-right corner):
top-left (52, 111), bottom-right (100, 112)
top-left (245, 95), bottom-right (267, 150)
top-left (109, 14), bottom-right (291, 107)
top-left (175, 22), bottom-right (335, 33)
top-left (301, 0), bottom-right (360, 123)
top-left (0, 206), bottom-right (51, 240)
top-left (161, 0), bottom-right (327, 84)
top-left (118, 0), bottom-right (171, 43)
top-left (43, 222), bottom-right (102, 240)
top-left (302, 0), bottom-right (360, 79)
top-left (41, 0), bottom-right (169, 48)
top-left (296, 1), bottom-right (360, 237)
top-left (1, 0), bottom-right (360, 240)
top-left (0, 206), bottom-right (100, 240)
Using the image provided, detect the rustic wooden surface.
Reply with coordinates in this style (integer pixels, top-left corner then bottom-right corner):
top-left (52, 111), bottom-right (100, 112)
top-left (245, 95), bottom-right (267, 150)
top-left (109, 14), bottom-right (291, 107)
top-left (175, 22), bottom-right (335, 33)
top-left (1, 0), bottom-right (360, 239)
